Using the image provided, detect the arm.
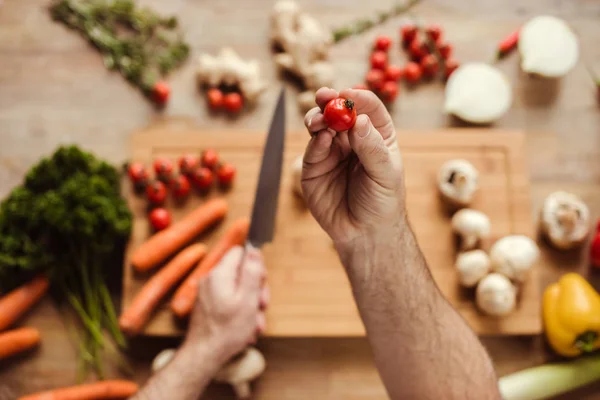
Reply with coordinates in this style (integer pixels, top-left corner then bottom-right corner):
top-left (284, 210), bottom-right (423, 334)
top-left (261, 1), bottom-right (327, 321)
top-left (133, 246), bottom-right (268, 400)
top-left (302, 87), bottom-right (500, 399)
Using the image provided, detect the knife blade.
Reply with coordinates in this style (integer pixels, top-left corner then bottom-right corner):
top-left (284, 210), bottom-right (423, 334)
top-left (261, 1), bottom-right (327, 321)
top-left (247, 88), bottom-right (286, 248)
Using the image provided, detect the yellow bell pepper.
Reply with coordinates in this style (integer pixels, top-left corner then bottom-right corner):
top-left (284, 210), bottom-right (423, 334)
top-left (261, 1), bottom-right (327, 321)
top-left (543, 273), bottom-right (600, 357)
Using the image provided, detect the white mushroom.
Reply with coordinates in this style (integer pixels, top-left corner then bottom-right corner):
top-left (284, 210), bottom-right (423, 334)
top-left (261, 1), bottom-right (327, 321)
top-left (451, 209), bottom-right (491, 250)
top-left (437, 160), bottom-right (479, 208)
top-left (291, 155), bottom-right (304, 197)
top-left (540, 191), bottom-right (590, 250)
top-left (476, 273), bottom-right (517, 317)
top-left (456, 250), bottom-right (491, 288)
top-left (214, 347), bottom-right (266, 399)
top-left (151, 348), bottom-right (176, 373)
top-left (490, 235), bottom-right (539, 282)
top-left (518, 16), bottom-right (579, 78)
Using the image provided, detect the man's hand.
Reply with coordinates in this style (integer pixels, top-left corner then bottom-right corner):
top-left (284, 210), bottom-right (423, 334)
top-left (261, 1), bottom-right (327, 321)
top-left (186, 245), bottom-right (269, 363)
top-left (302, 87), bottom-right (405, 247)
top-left (133, 245), bottom-right (268, 400)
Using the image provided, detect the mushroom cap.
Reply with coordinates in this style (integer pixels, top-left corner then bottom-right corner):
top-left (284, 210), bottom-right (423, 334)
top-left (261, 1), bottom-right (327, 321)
top-left (476, 273), bottom-right (517, 316)
top-left (214, 347), bottom-right (267, 385)
top-left (490, 235), bottom-right (539, 282)
top-left (540, 191), bottom-right (590, 250)
top-left (437, 159), bottom-right (479, 207)
top-left (292, 155), bottom-right (304, 197)
top-left (451, 209), bottom-right (491, 249)
top-left (456, 250), bottom-right (491, 287)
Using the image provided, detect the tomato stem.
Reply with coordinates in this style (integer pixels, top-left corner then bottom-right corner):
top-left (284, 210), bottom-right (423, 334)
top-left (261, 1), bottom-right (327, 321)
top-left (344, 99), bottom-right (355, 110)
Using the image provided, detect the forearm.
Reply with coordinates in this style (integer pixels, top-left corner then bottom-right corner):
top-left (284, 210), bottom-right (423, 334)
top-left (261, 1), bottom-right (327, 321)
top-left (337, 218), bottom-right (500, 400)
top-left (132, 339), bottom-right (226, 400)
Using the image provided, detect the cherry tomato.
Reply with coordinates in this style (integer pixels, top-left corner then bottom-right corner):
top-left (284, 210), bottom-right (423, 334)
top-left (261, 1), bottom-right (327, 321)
top-left (178, 154), bottom-right (199, 176)
top-left (425, 24), bottom-right (442, 42)
top-left (170, 174), bottom-right (191, 200)
top-left (146, 180), bottom-right (167, 205)
top-left (591, 232), bottom-right (600, 268)
top-left (149, 208), bottom-right (171, 231)
top-left (352, 83), bottom-right (369, 90)
top-left (374, 35), bottom-right (392, 52)
top-left (408, 39), bottom-right (429, 61)
top-left (207, 88), bottom-right (224, 110)
top-left (223, 92), bottom-right (243, 113)
top-left (370, 51), bottom-right (388, 70)
top-left (323, 97), bottom-right (357, 132)
top-left (420, 54), bottom-right (439, 78)
top-left (217, 163), bottom-right (237, 186)
top-left (365, 69), bottom-right (385, 91)
top-left (201, 149), bottom-right (219, 170)
top-left (404, 62), bottom-right (423, 83)
top-left (380, 81), bottom-right (399, 103)
top-left (444, 59), bottom-right (460, 80)
top-left (152, 81), bottom-right (170, 105)
top-left (191, 167), bottom-right (214, 190)
top-left (127, 162), bottom-right (148, 182)
top-left (153, 157), bottom-right (174, 183)
top-left (400, 24), bottom-right (418, 46)
top-left (384, 65), bottom-right (404, 82)
top-left (438, 41), bottom-right (452, 60)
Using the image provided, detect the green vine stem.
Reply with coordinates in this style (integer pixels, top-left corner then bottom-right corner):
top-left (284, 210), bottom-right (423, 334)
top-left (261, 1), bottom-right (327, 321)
top-left (331, 0), bottom-right (422, 43)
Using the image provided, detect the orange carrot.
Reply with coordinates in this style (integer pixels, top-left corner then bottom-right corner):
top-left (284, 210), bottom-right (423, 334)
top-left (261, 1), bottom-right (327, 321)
top-left (0, 327), bottom-right (41, 360)
top-left (171, 217), bottom-right (250, 318)
top-left (18, 380), bottom-right (139, 400)
top-left (131, 198), bottom-right (228, 272)
top-left (119, 243), bottom-right (207, 336)
top-left (0, 275), bottom-right (49, 332)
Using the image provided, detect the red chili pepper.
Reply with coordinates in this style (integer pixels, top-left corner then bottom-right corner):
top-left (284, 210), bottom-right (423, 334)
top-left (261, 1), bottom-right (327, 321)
top-left (497, 29), bottom-right (520, 59)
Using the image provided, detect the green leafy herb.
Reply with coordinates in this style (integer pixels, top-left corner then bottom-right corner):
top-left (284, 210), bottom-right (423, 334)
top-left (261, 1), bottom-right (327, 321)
top-left (0, 146), bottom-right (132, 378)
top-left (331, 0), bottom-right (422, 43)
top-left (49, 0), bottom-right (189, 98)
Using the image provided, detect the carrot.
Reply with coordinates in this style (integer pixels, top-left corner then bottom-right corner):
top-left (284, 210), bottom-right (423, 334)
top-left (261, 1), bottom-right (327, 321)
top-left (131, 198), bottom-right (228, 272)
top-left (0, 275), bottom-right (49, 332)
top-left (18, 380), bottom-right (139, 400)
top-left (0, 327), bottom-right (41, 360)
top-left (171, 217), bottom-right (250, 318)
top-left (119, 243), bottom-right (207, 336)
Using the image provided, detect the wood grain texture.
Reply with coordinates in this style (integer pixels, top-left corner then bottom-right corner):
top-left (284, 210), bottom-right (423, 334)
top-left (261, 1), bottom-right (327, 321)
top-left (1, 0), bottom-right (600, 398)
top-left (122, 127), bottom-right (541, 337)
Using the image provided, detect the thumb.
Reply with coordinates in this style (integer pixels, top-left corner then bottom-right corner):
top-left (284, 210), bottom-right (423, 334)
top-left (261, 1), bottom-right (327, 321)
top-left (348, 114), bottom-right (392, 183)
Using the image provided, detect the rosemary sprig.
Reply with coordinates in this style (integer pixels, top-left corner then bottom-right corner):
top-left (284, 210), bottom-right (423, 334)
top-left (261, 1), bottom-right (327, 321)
top-left (49, 0), bottom-right (189, 98)
top-left (332, 0), bottom-right (422, 43)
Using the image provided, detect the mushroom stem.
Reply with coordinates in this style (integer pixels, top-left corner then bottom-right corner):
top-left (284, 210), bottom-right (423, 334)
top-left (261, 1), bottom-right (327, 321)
top-left (557, 208), bottom-right (577, 232)
top-left (461, 234), bottom-right (479, 250)
top-left (234, 382), bottom-right (251, 399)
top-left (454, 172), bottom-right (467, 189)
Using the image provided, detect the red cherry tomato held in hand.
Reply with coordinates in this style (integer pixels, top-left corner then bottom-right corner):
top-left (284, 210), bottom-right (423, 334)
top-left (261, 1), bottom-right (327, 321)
top-left (384, 65), bottom-right (404, 82)
top-left (420, 54), bottom-right (439, 78)
top-left (217, 163), bottom-right (237, 186)
top-left (404, 62), bottom-right (423, 83)
top-left (201, 149), bottom-right (219, 170)
top-left (400, 24), bottom-right (418, 46)
top-left (192, 167), bottom-right (214, 190)
top-left (178, 154), bottom-right (199, 176)
top-left (170, 174), bottom-right (191, 200)
top-left (380, 81), bottom-right (399, 103)
top-left (444, 59), bottom-right (460, 80)
top-left (425, 24), bottom-right (442, 42)
top-left (153, 157), bottom-right (174, 182)
top-left (146, 180), bottom-right (168, 205)
top-left (370, 51), bottom-right (388, 70)
top-left (149, 208), bottom-right (171, 231)
top-left (223, 92), bottom-right (244, 113)
top-left (366, 69), bottom-right (385, 91)
top-left (152, 81), bottom-right (170, 105)
top-left (207, 88), bottom-right (224, 110)
top-left (323, 97), bottom-right (357, 132)
top-left (374, 35), bottom-right (392, 52)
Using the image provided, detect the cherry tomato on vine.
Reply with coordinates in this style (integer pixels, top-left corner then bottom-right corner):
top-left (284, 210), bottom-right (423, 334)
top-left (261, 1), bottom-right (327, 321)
top-left (420, 54), bottom-right (439, 78)
top-left (149, 208), bottom-right (171, 231)
top-left (201, 149), bottom-right (219, 170)
top-left (374, 35), bottom-right (392, 52)
top-left (146, 180), bottom-right (168, 205)
top-left (170, 174), bottom-right (191, 200)
top-left (384, 65), bottom-right (404, 82)
top-left (400, 24), bottom-right (418, 46)
top-left (127, 162), bottom-right (148, 183)
top-left (192, 167), bottom-right (214, 190)
top-left (444, 59), bottom-right (460, 80)
top-left (153, 157), bottom-right (174, 182)
top-left (370, 51), bottom-right (388, 70)
top-left (217, 163), bottom-right (237, 186)
top-left (425, 24), bottom-right (442, 42)
top-left (438, 42), bottom-right (452, 60)
top-left (178, 154), bottom-right (199, 176)
top-left (366, 69), bottom-right (385, 91)
top-left (404, 62), bottom-right (423, 83)
top-left (380, 81), bottom-right (399, 103)
top-left (408, 39), bottom-right (429, 61)
top-left (323, 97), bottom-right (357, 132)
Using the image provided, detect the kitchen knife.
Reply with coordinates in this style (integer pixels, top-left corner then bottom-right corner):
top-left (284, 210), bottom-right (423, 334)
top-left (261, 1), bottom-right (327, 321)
top-left (247, 88), bottom-right (286, 248)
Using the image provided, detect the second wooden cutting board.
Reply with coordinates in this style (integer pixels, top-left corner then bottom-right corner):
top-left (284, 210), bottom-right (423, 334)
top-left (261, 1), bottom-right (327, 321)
top-left (122, 125), bottom-right (541, 337)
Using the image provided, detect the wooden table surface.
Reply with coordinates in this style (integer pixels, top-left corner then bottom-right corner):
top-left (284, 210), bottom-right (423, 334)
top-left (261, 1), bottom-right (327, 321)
top-left (1, 0), bottom-right (600, 398)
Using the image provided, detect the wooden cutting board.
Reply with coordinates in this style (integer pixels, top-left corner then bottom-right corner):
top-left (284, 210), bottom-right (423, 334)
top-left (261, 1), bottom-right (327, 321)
top-left (122, 123), bottom-right (541, 337)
